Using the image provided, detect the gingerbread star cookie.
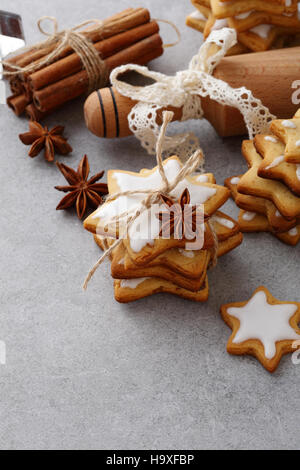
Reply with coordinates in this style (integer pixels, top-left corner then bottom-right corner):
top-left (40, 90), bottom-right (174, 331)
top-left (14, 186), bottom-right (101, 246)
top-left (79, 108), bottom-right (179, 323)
top-left (225, 175), bottom-right (298, 233)
top-left (238, 140), bottom-right (300, 220)
top-left (254, 134), bottom-right (300, 196)
top-left (84, 156), bottom-right (230, 266)
top-left (270, 110), bottom-right (300, 163)
top-left (221, 286), bottom-right (300, 372)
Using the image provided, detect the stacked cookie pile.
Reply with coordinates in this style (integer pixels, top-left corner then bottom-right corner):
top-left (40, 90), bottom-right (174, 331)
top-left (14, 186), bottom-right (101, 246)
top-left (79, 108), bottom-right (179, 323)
top-left (225, 110), bottom-right (300, 246)
top-left (84, 156), bottom-right (243, 303)
top-left (186, 0), bottom-right (300, 55)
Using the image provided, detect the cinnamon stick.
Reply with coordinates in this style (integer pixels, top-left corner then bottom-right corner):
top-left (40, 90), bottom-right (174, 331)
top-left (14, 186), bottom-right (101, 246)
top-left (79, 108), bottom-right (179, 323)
top-left (25, 103), bottom-right (59, 121)
top-left (33, 33), bottom-right (163, 112)
top-left (4, 8), bottom-right (149, 75)
top-left (7, 94), bottom-right (30, 115)
top-left (28, 20), bottom-right (159, 91)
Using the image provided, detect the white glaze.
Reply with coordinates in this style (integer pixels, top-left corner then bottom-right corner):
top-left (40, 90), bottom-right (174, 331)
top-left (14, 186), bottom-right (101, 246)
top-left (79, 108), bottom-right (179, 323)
top-left (295, 140), bottom-right (300, 147)
top-left (93, 159), bottom-right (217, 253)
top-left (265, 155), bottom-right (284, 170)
top-left (296, 165), bottom-right (300, 181)
top-left (242, 211), bottom-right (256, 221)
top-left (230, 177), bottom-right (240, 185)
top-left (228, 290), bottom-right (299, 359)
top-left (288, 227), bottom-right (298, 237)
top-left (120, 277), bottom-right (150, 289)
top-left (235, 11), bottom-right (253, 20)
top-left (275, 210), bottom-right (282, 218)
top-left (211, 19), bottom-right (228, 31)
top-left (214, 216), bottom-right (234, 229)
top-left (282, 120), bottom-right (296, 129)
top-left (264, 136), bottom-right (278, 143)
top-left (190, 10), bottom-right (206, 21)
top-left (118, 257), bottom-right (125, 265)
top-left (196, 174), bottom-right (208, 183)
top-left (178, 248), bottom-right (195, 258)
top-left (250, 24), bottom-right (272, 39)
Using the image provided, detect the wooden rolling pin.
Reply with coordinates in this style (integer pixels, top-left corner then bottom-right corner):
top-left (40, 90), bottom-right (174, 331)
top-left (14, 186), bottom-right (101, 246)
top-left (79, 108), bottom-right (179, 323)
top-left (84, 46), bottom-right (300, 138)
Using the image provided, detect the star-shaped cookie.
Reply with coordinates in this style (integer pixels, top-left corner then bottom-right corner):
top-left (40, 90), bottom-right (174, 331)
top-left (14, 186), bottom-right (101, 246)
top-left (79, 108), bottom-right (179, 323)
top-left (221, 287), bottom-right (300, 372)
top-left (237, 140), bottom-right (300, 220)
top-left (225, 175), bottom-right (298, 233)
top-left (84, 156), bottom-right (230, 265)
top-left (237, 209), bottom-right (300, 245)
top-left (270, 110), bottom-right (300, 163)
top-left (254, 134), bottom-right (300, 196)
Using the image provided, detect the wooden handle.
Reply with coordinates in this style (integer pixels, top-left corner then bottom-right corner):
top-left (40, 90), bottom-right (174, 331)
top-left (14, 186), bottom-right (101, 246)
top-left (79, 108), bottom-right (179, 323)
top-left (84, 46), bottom-right (300, 138)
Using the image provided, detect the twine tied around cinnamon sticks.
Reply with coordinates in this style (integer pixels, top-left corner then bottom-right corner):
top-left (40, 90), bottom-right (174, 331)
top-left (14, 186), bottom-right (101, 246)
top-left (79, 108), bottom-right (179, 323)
top-left (83, 110), bottom-right (218, 289)
top-left (2, 16), bottom-right (110, 92)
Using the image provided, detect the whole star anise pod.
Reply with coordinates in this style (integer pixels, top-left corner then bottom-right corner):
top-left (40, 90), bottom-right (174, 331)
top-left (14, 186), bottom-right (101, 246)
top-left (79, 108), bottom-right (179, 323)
top-left (19, 121), bottom-right (72, 162)
top-left (55, 155), bottom-right (108, 219)
top-left (156, 188), bottom-right (208, 240)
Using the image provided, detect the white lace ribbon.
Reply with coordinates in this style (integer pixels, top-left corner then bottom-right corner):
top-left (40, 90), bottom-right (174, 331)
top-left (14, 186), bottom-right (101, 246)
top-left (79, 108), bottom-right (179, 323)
top-left (110, 28), bottom-right (275, 161)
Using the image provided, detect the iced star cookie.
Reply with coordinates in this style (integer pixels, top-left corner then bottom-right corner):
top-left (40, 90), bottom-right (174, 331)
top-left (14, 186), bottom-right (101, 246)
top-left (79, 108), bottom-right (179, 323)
top-left (270, 110), bottom-right (300, 164)
top-left (186, 9), bottom-right (208, 33)
top-left (109, 211), bottom-right (242, 289)
top-left (84, 156), bottom-right (230, 266)
top-left (210, 0), bottom-right (298, 19)
top-left (238, 209), bottom-right (300, 246)
top-left (254, 134), bottom-right (300, 196)
top-left (220, 287), bottom-right (300, 372)
top-left (114, 276), bottom-right (209, 303)
top-left (228, 9), bottom-right (300, 33)
top-left (225, 175), bottom-right (298, 233)
top-left (238, 141), bottom-right (300, 220)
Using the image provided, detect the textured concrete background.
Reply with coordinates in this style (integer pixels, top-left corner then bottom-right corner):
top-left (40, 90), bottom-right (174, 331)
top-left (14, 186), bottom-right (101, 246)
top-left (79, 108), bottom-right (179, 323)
top-left (0, 0), bottom-right (299, 450)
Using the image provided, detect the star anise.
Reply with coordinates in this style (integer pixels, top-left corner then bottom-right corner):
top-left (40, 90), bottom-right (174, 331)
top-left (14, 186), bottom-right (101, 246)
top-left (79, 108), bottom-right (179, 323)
top-left (19, 121), bottom-right (72, 162)
top-left (55, 155), bottom-right (108, 219)
top-left (156, 188), bottom-right (208, 240)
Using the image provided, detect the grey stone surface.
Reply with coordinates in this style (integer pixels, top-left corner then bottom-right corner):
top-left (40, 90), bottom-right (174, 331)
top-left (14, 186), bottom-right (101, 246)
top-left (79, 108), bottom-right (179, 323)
top-left (0, 0), bottom-right (299, 451)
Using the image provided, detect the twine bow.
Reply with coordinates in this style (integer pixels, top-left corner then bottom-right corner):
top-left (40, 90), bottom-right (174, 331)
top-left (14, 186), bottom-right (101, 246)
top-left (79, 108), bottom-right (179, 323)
top-left (110, 28), bottom-right (276, 158)
top-left (1, 16), bottom-right (108, 91)
top-left (83, 110), bottom-right (217, 289)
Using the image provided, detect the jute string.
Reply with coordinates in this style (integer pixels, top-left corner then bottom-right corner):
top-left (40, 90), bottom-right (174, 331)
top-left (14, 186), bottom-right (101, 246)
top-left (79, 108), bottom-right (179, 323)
top-left (83, 110), bottom-right (218, 290)
top-left (1, 17), bottom-right (109, 91)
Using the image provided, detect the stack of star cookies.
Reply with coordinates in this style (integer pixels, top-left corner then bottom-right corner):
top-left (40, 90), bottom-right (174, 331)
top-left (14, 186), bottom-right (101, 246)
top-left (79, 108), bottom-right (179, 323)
top-left (186, 0), bottom-right (300, 55)
top-left (84, 156), bottom-right (243, 303)
top-left (225, 110), bottom-right (300, 246)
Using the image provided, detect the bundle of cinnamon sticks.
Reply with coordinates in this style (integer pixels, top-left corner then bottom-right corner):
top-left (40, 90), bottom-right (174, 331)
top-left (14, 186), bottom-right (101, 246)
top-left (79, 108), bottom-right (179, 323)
top-left (5, 8), bottom-right (163, 120)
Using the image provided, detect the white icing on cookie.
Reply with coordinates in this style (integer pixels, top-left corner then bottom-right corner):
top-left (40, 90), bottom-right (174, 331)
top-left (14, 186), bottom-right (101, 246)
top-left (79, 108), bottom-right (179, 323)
top-left (178, 248), bottom-right (195, 258)
top-left (190, 10), bottom-right (206, 21)
top-left (242, 211), bottom-right (256, 221)
top-left (265, 155), bottom-right (284, 170)
top-left (282, 120), bottom-right (296, 129)
top-left (296, 165), bottom-right (300, 181)
top-left (264, 136), bottom-right (278, 143)
top-left (288, 227), bottom-right (298, 237)
top-left (211, 19), bottom-right (228, 31)
top-left (93, 159), bottom-right (217, 253)
top-left (275, 210), bottom-right (282, 218)
top-left (118, 257), bottom-right (125, 265)
top-left (230, 177), bottom-right (240, 185)
top-left (250, 24), bottom-right (272, 39)
top-left (228, 290), bottom-right (299, 359)
top-left (120, 277), bottom-right (150, 289)
top-left (295, 140), bottom-right (300, 147)
top-left (196, 174), bottom-right (208, 183)
top-left (214, 216), bottom-right (234, 229)
top-left (235, 11), bottom-right (253, 20)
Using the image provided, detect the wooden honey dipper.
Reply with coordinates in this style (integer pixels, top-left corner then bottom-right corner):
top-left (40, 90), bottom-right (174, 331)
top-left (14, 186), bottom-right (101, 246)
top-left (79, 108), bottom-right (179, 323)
top-left (84, 47), bottom-right (300, 138)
